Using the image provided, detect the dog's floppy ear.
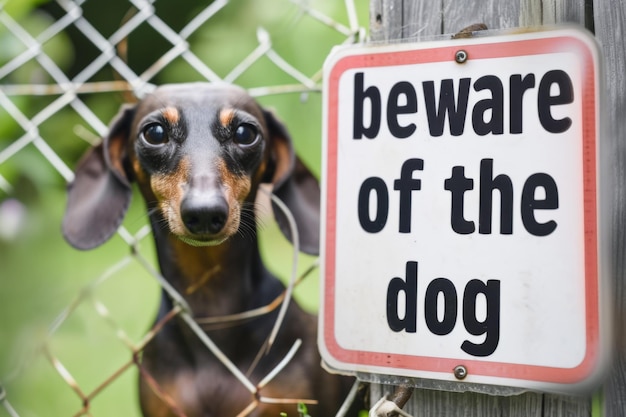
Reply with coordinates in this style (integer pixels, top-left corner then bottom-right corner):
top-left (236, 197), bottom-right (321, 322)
top-left (263, 110), bottom-right (320, 256)
top-left (62, 105), bottom-right (135, 250)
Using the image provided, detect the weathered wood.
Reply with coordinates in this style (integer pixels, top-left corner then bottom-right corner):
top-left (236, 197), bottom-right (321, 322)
top-left (369, 0), bottom-right (440, 41)
top-left (441, 0), bottom-right (520, 34)
top-left (593, 1), bottom-right (626, 416)
top-left (371, 382), bottom-right (594, 416)
top-left (518, 0), bottom-right (587, 27)
top-left (371, 384), bottom-right (544, 417)
top-left (366, 1), bottom-right (617, 416)
top-left (369, 0), bottom-right (397, 41)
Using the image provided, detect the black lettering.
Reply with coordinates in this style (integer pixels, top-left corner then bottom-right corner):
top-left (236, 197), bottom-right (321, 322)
top-left (358, 177), bottom-right (388, 233)
top-left (472, 75), bottom-right (504, 135)
top-left (394, 158), bottom-right (423, 233)
top-left (521, 173), bottom-right (559, 236)
top-left (461, 279), bottom-right (501, 357)
top-left (510, 74), bottom-right (536, 134)
top-left (444, 166), bottom-right (475, 234)
top-left (386, 261), bottom-right (418, 333)
top-left (538, 70), bottom-right (574, 133)
top-left (479, 159), bottom-right (513, 234)
top-left (424, 278), bottom-right (458, 335)
top-left (353, 72), bottom-right (382, 139)
top-left (387, 82), bottom-right (418, 138)
top-left (423, 78), bottom-right (471, 136)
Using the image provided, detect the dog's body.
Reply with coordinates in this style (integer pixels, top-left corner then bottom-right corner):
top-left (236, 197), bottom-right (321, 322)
top-left (63, 83), bottom-right (357, 416)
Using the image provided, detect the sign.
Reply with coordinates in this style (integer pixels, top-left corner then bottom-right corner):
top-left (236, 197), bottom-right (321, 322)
top-left (319, 28), bottom-right (610, 392)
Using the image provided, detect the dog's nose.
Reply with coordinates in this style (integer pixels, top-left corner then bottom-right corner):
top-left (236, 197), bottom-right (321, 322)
top-left (180, 196), bottom-right (229, 235)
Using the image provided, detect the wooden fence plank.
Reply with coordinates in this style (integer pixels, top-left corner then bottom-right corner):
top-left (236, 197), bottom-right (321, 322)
top-left (518, 0), bottom-right (586, 27)
top-left (365, 1), bottom-right (617, 416)
top-left (441, 0), bottom-right (520, 33)
top-left (369, 0), bottom-right (440, 41)
top-left (402, 1), bottom-right (441, 39)
top-left (593, 1), bottom-right (626, 416)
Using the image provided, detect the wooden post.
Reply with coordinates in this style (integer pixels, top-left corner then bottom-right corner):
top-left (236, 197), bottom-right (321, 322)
top-left (594, 1), bottom-right (626, 416)
top-left (367, 0), bottom-right (625, 416)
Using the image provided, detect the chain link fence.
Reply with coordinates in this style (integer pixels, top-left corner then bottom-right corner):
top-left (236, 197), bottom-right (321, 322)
top-left (0, 1), bottom-right (367, 415)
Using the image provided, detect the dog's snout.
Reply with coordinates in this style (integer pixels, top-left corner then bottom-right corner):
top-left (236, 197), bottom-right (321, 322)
top-left (181, 195), bottom-right (229, 235)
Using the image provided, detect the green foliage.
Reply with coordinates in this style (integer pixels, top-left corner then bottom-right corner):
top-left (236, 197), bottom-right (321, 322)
top-left (0, 4), bottom-right (75, 193)
top-left (278, 402), bottom-right (312, 417)
top-left (297, 402), bottom-right (311, 417)
top-left (1, 0), bottom-right (48, 21)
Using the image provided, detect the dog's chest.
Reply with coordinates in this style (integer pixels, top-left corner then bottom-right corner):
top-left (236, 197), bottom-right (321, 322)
top-left (140, 355), bottom-right (315, 417)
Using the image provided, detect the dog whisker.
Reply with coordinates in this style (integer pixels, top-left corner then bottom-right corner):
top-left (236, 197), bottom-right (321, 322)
top-left (236, 209), bottom-right (258, 242)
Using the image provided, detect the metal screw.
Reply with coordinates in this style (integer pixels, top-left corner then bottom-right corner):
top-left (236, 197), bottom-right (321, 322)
top-left (455, 50), bottom-right (468, 64)
top-left (453, 365), bottom-right (468, 380)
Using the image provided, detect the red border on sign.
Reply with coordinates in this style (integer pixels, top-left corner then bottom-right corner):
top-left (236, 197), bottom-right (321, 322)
top-left (323, 34), bottom-right (599, 384)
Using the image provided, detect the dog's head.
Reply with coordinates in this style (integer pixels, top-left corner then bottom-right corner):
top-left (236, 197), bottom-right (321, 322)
top-left (62, 83), bottom-right (320, 254)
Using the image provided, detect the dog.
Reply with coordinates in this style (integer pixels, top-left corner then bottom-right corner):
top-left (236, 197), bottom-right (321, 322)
top-left (62, 83), bottom-right (359, 416)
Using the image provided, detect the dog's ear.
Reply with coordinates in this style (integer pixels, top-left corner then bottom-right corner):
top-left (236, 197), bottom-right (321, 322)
top-left (263, 110), bottom-right (320, 256)
top-left (62, 105), bottom-right (135, 250)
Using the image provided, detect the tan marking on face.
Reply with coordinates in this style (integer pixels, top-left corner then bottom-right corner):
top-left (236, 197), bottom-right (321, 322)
top-left (162, 106), bottom-right (180, 125)
top-left (129, 156), bottom-right (155, 200)
top-left (271, 137), bottom-right (292, 185)
top-left (218, 159), bottom-right (251, 203)
top-left (107, 134), bottom-right (126, 176)
top-left (252, 159), bottom-right (267, 188)
top-left (219, 108), bottom-right (235, 127)
top-left (216, 159), bottom-right (251, 237)
top-left (132, 158), bottom-right (148, 185)
top-left (150, 158), bottom-right (189, 236)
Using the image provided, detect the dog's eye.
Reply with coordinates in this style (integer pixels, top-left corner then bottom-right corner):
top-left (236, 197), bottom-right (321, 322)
top-left (234, 124), bottom-right (258, 146)
top-left (142, 124), bottom-right (168, 145)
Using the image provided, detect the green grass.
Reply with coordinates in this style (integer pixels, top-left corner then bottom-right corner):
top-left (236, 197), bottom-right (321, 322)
top-left (0, 186), bottom-right (158, 416)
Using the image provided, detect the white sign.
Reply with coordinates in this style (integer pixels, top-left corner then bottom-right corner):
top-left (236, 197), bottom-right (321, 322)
top-left (319, 28), bottom-right (609, 392)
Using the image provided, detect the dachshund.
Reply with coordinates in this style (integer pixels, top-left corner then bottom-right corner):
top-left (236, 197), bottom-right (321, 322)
top-left (62, 83), bottom-right (359, 417)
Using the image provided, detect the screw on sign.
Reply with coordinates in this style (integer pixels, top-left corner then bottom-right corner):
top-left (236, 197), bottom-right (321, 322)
top-left (454, 365), bottom-right (468, 380)
top-left (320, 28), bottom-right (611, 393)
top-left (455, 50), bottom-right (468, 63)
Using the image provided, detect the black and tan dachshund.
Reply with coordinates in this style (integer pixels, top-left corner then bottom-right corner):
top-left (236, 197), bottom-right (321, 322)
top-left (62, 83), bottom-right (358, 417)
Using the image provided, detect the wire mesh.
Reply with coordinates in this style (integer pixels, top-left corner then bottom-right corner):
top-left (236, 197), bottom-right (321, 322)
top-left (0, 0), bottom-right (367, 415)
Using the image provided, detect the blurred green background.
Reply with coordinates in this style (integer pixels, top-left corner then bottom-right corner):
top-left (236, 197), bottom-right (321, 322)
top-left (0, 1), bottom-right (368, 415)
